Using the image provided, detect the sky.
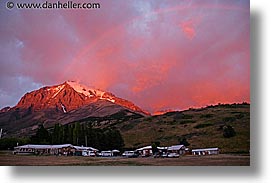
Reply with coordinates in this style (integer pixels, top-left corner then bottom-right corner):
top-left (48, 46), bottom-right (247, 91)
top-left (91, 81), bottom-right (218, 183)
top-left (0, 0), bottom-right (250, 113)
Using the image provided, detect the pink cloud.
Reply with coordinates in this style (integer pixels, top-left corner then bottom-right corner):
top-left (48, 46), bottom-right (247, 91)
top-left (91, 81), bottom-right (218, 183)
top-left (0, 0), bottom-right (250, 113)
top-left (180, 17), bottom-right (201, 40)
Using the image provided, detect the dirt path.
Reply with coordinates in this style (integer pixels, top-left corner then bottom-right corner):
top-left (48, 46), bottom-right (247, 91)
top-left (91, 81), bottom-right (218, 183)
top-left (0, 151), bottom-right (249, 166)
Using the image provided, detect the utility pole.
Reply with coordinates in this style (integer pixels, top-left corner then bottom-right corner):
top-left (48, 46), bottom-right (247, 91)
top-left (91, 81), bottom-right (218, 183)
top-left (0, 128), bottom-right (2, 139)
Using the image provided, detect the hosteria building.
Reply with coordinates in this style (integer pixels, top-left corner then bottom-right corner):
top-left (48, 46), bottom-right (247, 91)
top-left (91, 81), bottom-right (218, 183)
top-left (13, 144), bottom-right (98, 156)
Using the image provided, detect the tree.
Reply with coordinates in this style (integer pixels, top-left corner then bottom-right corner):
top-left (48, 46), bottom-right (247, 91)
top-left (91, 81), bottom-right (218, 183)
top-left (223, 125), bottom-right (236, 138)
top-left (63, 125), bottom-right (69, 144)
top-left (33, 122), bottom-right (125, 150)
top-left (31, 124), bottom-right (51, 144)
top-left (67, 124), bottom-right (73, 144)
top-left (73, 122), bottom-right (81, 145)
top-left (178, 137), bottom-right (190, 146)
top-left (108, 129), bottom-right (124, 151)
top-left (151, 141), bottom-right (160, 155)
top-left (0, 137), bottom-right (30, 150)
top-left (52, 124), bottom-right (61, 144)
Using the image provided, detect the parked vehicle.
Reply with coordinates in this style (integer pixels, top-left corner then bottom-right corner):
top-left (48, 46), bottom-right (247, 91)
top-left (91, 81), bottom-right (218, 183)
top-left (97, 152), bottom-right (102, 157)
top-left (161, 153), bottom-right (169, 158)
top-left (167, 153), bottom-right (180, 158)
top-left (101, 151), bottom-right (113, 157)
top-left (122, 151), bottom-right (139, 158)
top-left (82, 151), bottom-right (96, 157)
top-left (153, 152), bottom-right (165, 158)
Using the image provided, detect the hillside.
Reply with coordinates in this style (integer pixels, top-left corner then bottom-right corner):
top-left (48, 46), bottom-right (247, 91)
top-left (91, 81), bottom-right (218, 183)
top-left (110, 103), bottom-right (249, 153)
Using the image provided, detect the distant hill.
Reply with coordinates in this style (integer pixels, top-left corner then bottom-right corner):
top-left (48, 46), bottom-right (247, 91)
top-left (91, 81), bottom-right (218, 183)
top-left (101, 103), bottom-right (250, 154)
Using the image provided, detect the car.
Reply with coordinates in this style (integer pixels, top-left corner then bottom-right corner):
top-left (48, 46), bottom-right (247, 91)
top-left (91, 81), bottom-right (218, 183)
top-left (167, 153), bottom-right (180, 158)
top-left (101, 151), bottom-right (113, 157)
top-left (161, 153), bottom-right (169, 158)
top-left (122, 151), bottom-right (139, 158)
top-left (96, 152), bottom-right (102, 157)
top-left (89, 152), bottom-right (96, 157)
top-left (82, 151), bottom-right (96, 157)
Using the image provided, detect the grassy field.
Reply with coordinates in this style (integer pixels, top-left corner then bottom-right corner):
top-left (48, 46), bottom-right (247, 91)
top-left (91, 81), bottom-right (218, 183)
top-left (0, 151), bottom-right (249, 166)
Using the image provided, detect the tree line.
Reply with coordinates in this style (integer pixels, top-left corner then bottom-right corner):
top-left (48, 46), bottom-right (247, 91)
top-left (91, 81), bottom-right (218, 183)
top-left (0, 137), bottom-right (29, 150)
top-left (0, 122), bottom-right (124, 151)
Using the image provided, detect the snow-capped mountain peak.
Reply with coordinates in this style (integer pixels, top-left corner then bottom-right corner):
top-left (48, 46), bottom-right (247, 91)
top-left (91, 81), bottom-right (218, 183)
top-left (66, 81), bottom-right (106, 99)
top-left (65, 81), bottom-right (117, 103)
top-left (0, 81), bottom-right (150, 137)
top-left (15, 81), bottom-right (150, 115)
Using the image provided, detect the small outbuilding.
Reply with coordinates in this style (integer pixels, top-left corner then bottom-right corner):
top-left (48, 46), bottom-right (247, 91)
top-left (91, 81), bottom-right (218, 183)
top-left (167, 145), bottom-right (186, 155)
top-left (73, 146), bottom-right (98, 156)
top-left (192, 147), bottom-right (219, 156)
top-left (136, 145), bottom-right (153, 157)
top-left (111, 149), bottom-right (120, 156)
top-left (157, 146), bottom-right (168, 154)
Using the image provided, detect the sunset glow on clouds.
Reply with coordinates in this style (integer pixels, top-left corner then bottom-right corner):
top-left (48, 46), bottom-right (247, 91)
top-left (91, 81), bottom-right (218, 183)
top-left (0, 0), bottom-right (250, 113)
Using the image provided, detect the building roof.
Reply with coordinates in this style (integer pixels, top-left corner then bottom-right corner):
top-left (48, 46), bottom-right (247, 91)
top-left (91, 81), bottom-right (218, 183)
top-left (168, 145), bottom-right (185, 151)
top-left (136, 145), bottom-right (152, 151)
top-left (14, 144), bottom-right (73, 149)
top-left (112, 149), bottom-right (120, 152)
top-left (136, 145), bottom-right (186, 151)
top-left (192, 148), bottom-right (219, 152)
top-left (157, 146), bottom-right (168, 150)
top-left (101, 151), bottom-right (112, 153)
top-left (14, 144), bottom-right (98, 151)
top-left (73, 146), bottom-right (98, 151)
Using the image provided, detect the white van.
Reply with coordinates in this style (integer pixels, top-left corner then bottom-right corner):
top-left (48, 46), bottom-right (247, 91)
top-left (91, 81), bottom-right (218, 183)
top-left (101, 151), bottom-right (113, 157)
top-left (122, 151), bottom-right (139, 158)
top-left (82, 150), bottom-right (96, 157)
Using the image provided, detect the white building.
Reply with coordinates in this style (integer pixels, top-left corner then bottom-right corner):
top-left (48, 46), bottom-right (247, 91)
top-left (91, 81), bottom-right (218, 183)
top-left (13, 144), bottom-right (98, 156)
top-left (192, 147), bottom-right (219, 155)
top-left (73, 146), bottom-right (98, 156)
top-left (167, 145), bottom-right (186, 155)
top-left (13, 144), bottom-right (74, 155)
top-left (136, 145), bottom-right (153, 157)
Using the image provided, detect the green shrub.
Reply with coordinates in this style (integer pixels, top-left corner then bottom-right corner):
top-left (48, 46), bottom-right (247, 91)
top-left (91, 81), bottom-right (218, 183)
top-left (235, 113), bottom-right (245, 119)
top-left (180, 120), bottom-right (196, 124)
top-left (222, 116), bottom-right (237, 123)
top-left (178, 137), bottom-right (190, 146)
top-left (182, 114), bottom-right (194, 119)
top-left (194, 123), bottom-right (213, 129)
top-left (200, 114), bottom-right (214, 118)
top-left (223, 125), bottom-right (236, 138)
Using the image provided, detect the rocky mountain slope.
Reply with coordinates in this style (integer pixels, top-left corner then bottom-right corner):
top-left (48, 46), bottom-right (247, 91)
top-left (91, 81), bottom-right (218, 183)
top-left (0, 81), bottom-right (149, 136)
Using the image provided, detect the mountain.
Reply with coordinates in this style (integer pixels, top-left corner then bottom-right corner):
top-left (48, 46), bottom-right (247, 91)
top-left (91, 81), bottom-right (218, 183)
top-left (0, 81), bottom-right (149, 136)
top-left (0, 107), bottom-right (11, 113)
top-left (16, 81), bottom-right (149, 115)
